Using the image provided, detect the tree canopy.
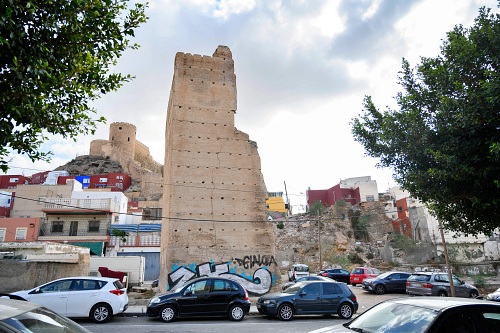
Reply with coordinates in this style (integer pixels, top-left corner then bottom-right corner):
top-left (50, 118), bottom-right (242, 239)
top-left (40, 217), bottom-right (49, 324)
top-left (0, 0), bottom-right (148, 172)
top-left (351, 7), bottom-right (500, 236)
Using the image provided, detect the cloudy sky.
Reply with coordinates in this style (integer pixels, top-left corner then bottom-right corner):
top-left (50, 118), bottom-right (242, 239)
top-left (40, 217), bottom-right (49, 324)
top-left (6, 0), bottom-right (499, 213)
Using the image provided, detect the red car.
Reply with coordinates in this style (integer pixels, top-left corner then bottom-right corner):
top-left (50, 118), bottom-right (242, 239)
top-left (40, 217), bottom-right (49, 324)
top-left (350, 267), bottom-right (380, 286)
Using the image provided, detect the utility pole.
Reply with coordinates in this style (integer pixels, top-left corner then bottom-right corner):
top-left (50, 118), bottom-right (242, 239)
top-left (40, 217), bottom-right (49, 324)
top-left (284, 181), bottom-right (291, 216)
top-left (318, 212), bottom-right (322, 271)
top-left (439, 221), bottom-right (455, 297)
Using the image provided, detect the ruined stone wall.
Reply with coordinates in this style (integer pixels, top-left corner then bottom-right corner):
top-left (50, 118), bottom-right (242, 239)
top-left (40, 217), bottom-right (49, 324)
top-left (160, 46), bottom-right (279, 295)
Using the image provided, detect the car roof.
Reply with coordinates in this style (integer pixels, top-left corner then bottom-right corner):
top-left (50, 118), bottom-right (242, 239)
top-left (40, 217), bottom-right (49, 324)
top-left (52, 276), bottom-right (121, 282)
top-left (0, 298), bottom-right (40, 320)
top-left (385, 297), bottom-right (500, 311)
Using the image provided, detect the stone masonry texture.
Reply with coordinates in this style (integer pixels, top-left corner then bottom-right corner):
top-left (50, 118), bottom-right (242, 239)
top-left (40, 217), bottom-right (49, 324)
top-left (159, 46), bottom-right (279, 295)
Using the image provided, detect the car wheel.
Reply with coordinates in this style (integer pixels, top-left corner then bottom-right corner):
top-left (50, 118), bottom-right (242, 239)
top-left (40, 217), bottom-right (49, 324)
top-left (277, 303), bottom-right (294, 321)
top-left (90, 303), bottom-right (112, 323)
top-left (338, 303), bottom-right (354, 319)
top-left (437, 291), bottom-right (447, 297)
top-left (159, 305), bottom-right (177, 322)
top-left (375, 285), bottom-right (386, 295)
top-left (470, 290), bottom-right (479, 298)
top-left (229, 304), bottom-right (245, 321)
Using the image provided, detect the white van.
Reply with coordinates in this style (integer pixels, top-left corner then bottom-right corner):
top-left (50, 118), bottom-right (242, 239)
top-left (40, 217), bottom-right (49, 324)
top-left (288, 264), bottom-right (310, 281)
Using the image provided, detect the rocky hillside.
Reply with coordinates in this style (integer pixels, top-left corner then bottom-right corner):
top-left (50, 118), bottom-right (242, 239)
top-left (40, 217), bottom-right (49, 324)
top-left (55, 155), bottom-right (124, 176)
top-left (276, 201), bottom-right (394, 273)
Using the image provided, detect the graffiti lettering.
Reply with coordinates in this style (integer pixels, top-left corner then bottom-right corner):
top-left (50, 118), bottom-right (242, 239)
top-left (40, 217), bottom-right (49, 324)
top-left (233, 254), bottom-right (277, 269)
top-left (167, 261), bottom-right (275, 295)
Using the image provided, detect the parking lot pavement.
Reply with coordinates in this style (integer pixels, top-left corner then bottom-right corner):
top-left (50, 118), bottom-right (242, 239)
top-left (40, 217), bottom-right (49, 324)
top-left (349, 284), bottom-right (406, 313)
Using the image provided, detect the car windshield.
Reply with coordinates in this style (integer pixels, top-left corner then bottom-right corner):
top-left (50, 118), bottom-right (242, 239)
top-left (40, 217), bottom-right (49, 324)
top-left (1, 306), bottom-right (91, 333)
top-left (294, 265), bottom-right (309, 272)
top-left (283, 282), bottom-right (307, 294)
top-left (345, 302), bottom-right (438, 333)
top-left (376, 272), bottom-right (392, 279)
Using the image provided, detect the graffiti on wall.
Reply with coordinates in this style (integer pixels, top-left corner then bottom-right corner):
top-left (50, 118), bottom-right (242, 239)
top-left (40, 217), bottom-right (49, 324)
top-left (168, 255), bottom-right (278, 295)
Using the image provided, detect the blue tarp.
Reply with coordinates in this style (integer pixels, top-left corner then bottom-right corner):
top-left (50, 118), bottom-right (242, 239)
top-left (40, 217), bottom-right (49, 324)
top-left (109, 224), bottom-right (161, 233)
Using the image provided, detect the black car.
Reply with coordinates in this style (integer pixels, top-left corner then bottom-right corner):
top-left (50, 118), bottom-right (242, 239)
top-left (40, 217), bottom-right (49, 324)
top-left (361, 271), bottom-right (411, 295)
top-left (318, 268), bottom-right (351, 284)
top-left (256, 281), bottom-right (358, 321)
top-left (146, 277), bottom-right (251, 322)
top-left (318, 297), bottom-right (500, 332)
top-left (281, 276), bottom-right (332, 291)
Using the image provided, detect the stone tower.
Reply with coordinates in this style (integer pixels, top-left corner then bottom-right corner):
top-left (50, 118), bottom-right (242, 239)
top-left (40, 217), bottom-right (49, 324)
top-left (159, 46), bottom-right (279, 295)
top-left (109, 122), bottom-right (137, 160)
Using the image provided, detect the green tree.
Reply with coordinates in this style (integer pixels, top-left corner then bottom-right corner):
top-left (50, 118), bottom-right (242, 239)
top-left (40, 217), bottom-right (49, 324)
top-left (0, 0), bottom-right (148, 171)
top-left (309, 200), bottom-right (324, 215)
top-left (351, 7), bottom-right (500, 236)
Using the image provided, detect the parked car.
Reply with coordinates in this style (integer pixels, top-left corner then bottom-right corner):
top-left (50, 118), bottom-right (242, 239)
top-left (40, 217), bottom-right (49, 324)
top-left (350, 267), bottom-right (380, 286)
top-left (256, 280), bottom-right (358, 321)
top-left (288, 263), bottom-right (310, 281)
top-left (406, 272), bottom-right (479, 298)
top-left (318, 268), bottom-right (351, 284)
top-left (281, 276), bottom-right (331, 292)
top-left (362, 271), bottom-right (411, 295)
top-left (310, 297), bottom-right (500, 333)
top-left (487, 287), bottom-right (500, 302)
top-left (0, 298), bottom-right (92, 333)
top-left (147, 277), bottom-right (251, 322)
top-left (10, 276), bottom-right (128, 323)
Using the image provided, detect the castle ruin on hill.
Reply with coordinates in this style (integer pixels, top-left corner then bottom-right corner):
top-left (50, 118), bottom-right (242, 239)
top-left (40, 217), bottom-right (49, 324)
top-left (159, 46), bottom-right (279, 294)
top-left (89, 122), bottom-right (163, 199)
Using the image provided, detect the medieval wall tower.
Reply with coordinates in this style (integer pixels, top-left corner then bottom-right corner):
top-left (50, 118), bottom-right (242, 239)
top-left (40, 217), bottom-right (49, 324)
top-left (159, 46), bottom-right (279, 295)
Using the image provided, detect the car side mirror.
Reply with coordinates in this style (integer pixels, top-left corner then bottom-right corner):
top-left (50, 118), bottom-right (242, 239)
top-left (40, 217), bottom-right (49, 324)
top-left (184, 290), bottom-right (193, 296)
top-left (386, 277), bottom-right (392, 280)
top-left (461, 280), bottom-right (465, 285)
top-left (299, 291), bottom-right (307, 297)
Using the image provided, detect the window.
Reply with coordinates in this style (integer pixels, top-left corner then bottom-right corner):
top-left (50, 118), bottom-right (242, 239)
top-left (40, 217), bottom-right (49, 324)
top-left (366, 195), bottom-right (375, 202)
top-left (143, 208), bottom-right (162, 220)
top-left (51, 221), bottom-right (64, 233)
top-left (323, 283), bottom-right (342, 295)
top-left (213, 280), bottom-right (233, 292)
top-left (15, 228), bottom-right (27, 240)
top-left (0, 228), bottom-right (5, 241)
top-left (88, 221), bottom-right (100, 232)
top-left (302, 283), bottom-right (320, 296)
top-left (9, 177), bottom-right (19, 183)
top-left (99, 178), bottom-right (108, 183)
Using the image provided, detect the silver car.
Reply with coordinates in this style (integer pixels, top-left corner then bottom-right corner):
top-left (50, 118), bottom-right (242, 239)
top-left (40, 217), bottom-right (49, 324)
top-left (0, 298), bottom-right (91, 333)
top-left (486, 288), bottom-right (500, 302)
top-left (406, 272), bottom-right (479, 298)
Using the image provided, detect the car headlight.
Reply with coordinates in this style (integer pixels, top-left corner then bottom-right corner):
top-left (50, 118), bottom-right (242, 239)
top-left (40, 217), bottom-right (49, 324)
top-left (262, 300), bottom-right (276, 305)
top-left (149, 297), bottom-right (161, 305)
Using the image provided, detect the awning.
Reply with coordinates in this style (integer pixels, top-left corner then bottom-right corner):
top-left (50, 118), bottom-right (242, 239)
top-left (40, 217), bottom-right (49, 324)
top-left (68, 242), bottom-right (104, 256)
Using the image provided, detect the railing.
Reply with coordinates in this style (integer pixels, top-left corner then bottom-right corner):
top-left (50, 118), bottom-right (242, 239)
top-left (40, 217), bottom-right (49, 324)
top-left (43, 198), bottom-right (120, 213)
top-left (108, 234), bottom-right (161, 247)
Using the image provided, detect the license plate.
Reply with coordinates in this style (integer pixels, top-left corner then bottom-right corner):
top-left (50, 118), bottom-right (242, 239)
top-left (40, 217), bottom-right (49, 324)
top-left (354, 278), bottom-right (359, 281)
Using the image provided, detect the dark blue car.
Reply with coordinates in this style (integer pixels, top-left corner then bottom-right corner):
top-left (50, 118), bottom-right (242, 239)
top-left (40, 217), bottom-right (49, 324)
top-left (256, 281), bottom-right (358, 321)
top-left (361, 271), bottom-right (411, 295)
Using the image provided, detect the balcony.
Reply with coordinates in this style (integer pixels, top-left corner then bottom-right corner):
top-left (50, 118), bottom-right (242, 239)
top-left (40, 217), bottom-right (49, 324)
top-left (42, 198), bottom-right (120, 214)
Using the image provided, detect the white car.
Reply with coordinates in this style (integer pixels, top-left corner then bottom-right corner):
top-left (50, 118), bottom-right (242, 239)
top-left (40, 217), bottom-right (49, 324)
top-left (11, 276), bottom-right (128, 323)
